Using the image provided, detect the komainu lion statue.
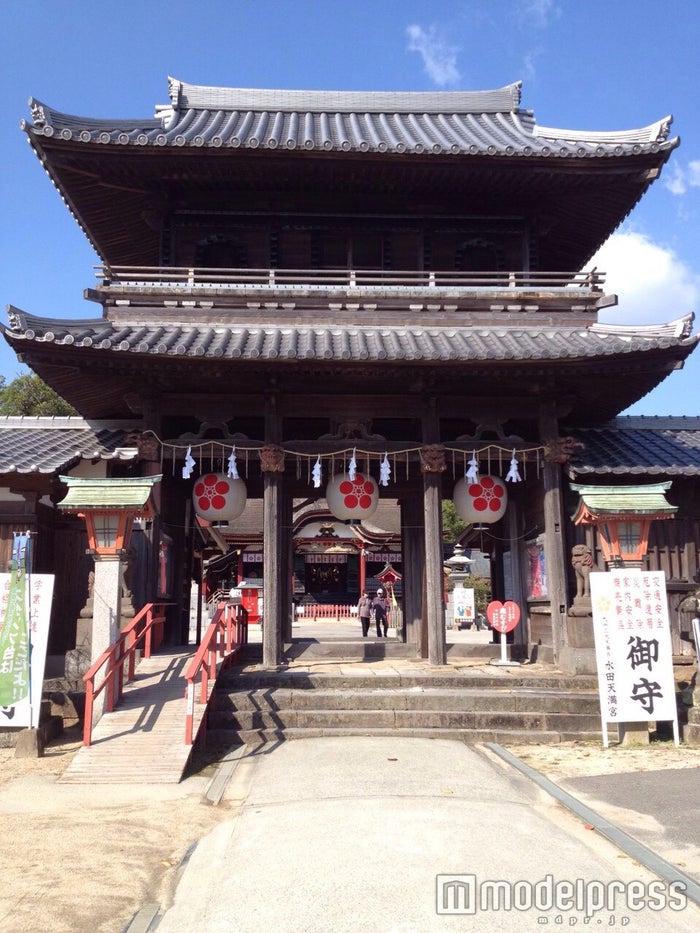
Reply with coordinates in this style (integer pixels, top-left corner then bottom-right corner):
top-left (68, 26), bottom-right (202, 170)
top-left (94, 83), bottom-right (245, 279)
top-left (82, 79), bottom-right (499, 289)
top-left (571, 544), bottom-right (593, 599)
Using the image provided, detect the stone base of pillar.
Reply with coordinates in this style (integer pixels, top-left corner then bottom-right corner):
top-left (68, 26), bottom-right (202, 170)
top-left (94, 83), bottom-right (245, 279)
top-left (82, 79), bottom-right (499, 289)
top-left (14, 727), bottom-right (45, 759)
top-left (618, 722), bottom-right (650, 746)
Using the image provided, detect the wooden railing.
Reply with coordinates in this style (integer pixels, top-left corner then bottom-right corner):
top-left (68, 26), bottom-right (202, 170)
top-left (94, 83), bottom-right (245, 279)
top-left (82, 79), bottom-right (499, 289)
top-left (295, 603), bottom-right (356, 621)
top-left (183, 600), bottom-right (249, 745)
top-left (95, 264), bottom-right (605, 293)
top-left (82, 602), bottom-right (167, 747)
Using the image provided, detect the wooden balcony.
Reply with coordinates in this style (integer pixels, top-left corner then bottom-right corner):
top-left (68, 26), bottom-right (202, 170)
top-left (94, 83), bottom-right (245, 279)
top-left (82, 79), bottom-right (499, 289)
top-left (88, 265), bottom-right (610, 320)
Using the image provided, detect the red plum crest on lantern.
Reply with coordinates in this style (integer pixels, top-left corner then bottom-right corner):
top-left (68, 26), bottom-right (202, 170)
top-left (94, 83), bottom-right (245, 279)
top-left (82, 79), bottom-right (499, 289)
top-left (326, 472), bottom-right (379, 521)
top-left (192, 473), bottom-right (247, 523)
top-left (453, 474), bottom-right (508, 523)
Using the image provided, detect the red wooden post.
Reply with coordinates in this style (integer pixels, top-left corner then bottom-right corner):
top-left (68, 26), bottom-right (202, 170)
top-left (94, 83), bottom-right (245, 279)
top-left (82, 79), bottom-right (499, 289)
top-left (83, 679), bottom-right (95, 746)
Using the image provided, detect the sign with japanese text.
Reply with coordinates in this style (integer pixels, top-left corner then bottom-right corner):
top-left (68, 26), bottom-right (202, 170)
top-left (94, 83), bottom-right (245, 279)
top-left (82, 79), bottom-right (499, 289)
top-left (590, 570), bottom-right (678, 745)
top-left (0, 571), bottom-right (54, 729)
top-left (486, 600), bottom-right (520, 634)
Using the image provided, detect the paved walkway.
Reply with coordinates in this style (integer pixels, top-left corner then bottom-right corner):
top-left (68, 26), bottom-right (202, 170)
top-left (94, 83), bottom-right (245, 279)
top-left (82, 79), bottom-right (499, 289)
top-left (153, 736), bottom-right (700, 933)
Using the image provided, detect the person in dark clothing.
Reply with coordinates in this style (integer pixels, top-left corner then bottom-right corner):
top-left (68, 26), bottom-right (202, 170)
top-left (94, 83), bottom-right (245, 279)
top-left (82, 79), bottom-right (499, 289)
top-left (357, 590), bottom-right (372, 637)
top-left (372, 588), bottom-right (390, 637)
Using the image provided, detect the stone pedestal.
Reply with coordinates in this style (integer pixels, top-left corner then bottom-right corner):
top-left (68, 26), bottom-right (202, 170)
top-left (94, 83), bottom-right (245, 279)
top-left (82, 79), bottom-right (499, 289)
top-left (558, 607), bottom-right (598, 674)
top-left (683, 682), bottom-right (700, 745)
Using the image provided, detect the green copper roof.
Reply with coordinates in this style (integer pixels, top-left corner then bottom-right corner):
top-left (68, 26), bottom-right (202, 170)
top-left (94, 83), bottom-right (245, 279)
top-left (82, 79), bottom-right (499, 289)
top-left (570, 482), bottom-right (677, 519)
top-left (58, 474), bottom-right (161, 510)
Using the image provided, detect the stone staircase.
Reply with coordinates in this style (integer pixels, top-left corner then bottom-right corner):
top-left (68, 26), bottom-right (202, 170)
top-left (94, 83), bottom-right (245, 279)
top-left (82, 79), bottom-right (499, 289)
top-left (207, 644), bottom-right (609, 746)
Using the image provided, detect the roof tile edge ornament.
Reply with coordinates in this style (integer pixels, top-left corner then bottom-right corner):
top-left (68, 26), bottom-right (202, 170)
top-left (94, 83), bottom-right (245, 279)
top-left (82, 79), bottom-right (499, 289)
top-left (29, 98), bottom-right (47, 126)
top-left (544, 436), bottom-right (585, 464)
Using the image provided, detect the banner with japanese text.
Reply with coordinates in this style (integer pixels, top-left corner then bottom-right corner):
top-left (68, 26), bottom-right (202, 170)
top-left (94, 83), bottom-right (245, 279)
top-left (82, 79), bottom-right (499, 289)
top-left (590, 570), bottom-right (677, 739)
top-left (0, 571), bottom-right (54, 729)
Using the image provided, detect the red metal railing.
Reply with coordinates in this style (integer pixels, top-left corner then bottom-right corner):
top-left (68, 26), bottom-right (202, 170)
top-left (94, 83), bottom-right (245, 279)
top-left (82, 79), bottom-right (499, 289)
top-left (183, 601), bottom-right (249, 745)
top-left (82, 602), bottom-right (167, 747)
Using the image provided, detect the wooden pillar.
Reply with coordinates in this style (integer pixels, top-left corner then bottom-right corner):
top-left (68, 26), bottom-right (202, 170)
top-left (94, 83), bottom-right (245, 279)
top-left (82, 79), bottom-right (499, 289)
top-left (420, 444), bottom-right (447, 666)
top-left (400, 492), bottom-right (425, 653)
top-left (281, 489), bottom-right (293, 643)
top-left (539, 404), bottom-right (569, 665)
top-left (261, 395), bottom-right (284, 668)
top-left (506, 494), bottom-right (527, 657)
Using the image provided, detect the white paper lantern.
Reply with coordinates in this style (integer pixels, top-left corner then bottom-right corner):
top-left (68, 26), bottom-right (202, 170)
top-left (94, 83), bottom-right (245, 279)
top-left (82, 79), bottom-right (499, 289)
top-left (192, 472), bottom-right (247, 523)
top-left (453, 475), bottom-right (508, 523)
top-left (326, 472), bottom-right (379, 521)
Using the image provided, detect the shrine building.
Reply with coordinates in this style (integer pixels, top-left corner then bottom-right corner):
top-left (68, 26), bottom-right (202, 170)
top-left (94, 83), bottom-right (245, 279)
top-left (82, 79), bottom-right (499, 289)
top-left (2, 78), bottom-right (699, 674)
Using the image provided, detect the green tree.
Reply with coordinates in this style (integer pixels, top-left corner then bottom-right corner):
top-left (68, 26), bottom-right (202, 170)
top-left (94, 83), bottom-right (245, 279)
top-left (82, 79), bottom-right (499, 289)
top-left (441, 499), bottom-right (467, 542)
top-left (0, 373), bottom-right (76, 416)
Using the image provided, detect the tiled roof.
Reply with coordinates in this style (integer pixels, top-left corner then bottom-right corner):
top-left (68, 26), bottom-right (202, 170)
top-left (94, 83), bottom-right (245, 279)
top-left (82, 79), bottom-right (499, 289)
top-left (568, 416), bottom-right (700, 477)
top-left (58, 474), bottom-right (160, 510)
top-left (570, 482), bottom-right (677, 516)
top-left (24, 78), bottom-right (676, 159)
top-left (3, 310), bottom-right (696, 365)
top-left (0, 417), bottom-right (139, 474)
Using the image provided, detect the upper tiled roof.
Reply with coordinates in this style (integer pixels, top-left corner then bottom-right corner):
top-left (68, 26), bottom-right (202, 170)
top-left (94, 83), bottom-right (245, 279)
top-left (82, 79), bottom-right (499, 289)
top-left (568, 416), bottom-right (700, 477)
top-left (0, 417), bottom-right (138, 474)
top-left (3, 309), bottom-right (696, 365)
top-left (25, 77), bottom-right (676, 159)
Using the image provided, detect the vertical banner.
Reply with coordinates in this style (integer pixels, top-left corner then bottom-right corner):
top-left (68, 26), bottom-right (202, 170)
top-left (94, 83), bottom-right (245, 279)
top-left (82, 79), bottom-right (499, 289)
top-left (0, 533), bottom-right (54, 729)
top-left (590, 569), bottom-right (678, 747)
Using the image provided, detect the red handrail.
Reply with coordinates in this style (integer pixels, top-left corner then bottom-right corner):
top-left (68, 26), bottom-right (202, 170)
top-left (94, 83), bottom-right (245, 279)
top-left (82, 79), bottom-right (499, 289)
top-left (183, 601), bottom-right (248, 745)
top-left (82, 602), bottom-right (167, 746)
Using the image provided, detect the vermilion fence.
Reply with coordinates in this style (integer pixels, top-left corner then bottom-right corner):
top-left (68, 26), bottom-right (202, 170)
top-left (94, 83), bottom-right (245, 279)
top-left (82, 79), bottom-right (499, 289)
top-left (295, 603), bottom-right (356, 621)
top-left (183, 600), bottom-right (248, 744)
top-left (82, 602), bottom-right (167, 747)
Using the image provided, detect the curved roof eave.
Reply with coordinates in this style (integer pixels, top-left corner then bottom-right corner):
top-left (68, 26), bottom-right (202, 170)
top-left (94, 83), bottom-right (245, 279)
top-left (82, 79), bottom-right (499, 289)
top-left (3, 307), bottom-right (697, 366)
top-left (23, 80), bottom-right (678, 161)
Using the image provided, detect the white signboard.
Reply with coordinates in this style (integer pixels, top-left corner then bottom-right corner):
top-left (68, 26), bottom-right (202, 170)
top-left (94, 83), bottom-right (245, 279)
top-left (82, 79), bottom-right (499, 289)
top-left (590, 570), bottom-right (678, 746)
top-left (453, 587), bottom-right (475, 625)
top-left (0, 572), bottom-right (54, 729)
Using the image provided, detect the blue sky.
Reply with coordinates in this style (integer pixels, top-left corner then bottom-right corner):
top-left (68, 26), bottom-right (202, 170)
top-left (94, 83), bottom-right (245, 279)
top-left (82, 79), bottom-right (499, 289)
top-left (2, 0), bottom-right (699, 415)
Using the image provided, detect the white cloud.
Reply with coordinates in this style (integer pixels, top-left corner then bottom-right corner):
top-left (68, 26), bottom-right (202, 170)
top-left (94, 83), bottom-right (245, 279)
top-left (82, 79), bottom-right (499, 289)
top-left (517, 0), bottom-right (560, 28)
top-left (406, 24), bottom-right (460, 86)
top-left (688, 160), bottom-right (700, 187)
top-left (663, 158), bottom-right (700, 195)
top-left (663, 163), bottom-right (686, 196)
top-left (593, 231), bottom-right (699, 325)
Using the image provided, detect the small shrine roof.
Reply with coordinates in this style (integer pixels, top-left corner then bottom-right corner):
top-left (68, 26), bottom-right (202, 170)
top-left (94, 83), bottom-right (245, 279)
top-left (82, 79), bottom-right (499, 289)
top-left (570, 481), bottom-right (677, 519)
top-left (57, 473), bottom-right (161, 510)
top-left (0, 416), bottom-right (139, 475)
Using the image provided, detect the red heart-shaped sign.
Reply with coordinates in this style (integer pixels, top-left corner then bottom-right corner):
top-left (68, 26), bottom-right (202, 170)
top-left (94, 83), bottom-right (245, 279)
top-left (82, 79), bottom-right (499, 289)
top-left (486, 600), bottom-right (520, 633)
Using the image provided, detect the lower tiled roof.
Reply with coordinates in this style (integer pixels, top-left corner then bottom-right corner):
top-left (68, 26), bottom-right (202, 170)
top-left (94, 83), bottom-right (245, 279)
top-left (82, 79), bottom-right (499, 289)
top-left (0, 417), bottom-right (139, 474)
top-left (2, 311), bottom-right (696, 364)
top-left (568, 417), bottom-right (700, 477)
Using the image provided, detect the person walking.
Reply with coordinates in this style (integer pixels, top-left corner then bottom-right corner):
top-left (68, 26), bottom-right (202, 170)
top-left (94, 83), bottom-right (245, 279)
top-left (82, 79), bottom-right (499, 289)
top-left (372, 588), bottom-right (390, 637)
top-left (357, 590), bottom-right (372, 637)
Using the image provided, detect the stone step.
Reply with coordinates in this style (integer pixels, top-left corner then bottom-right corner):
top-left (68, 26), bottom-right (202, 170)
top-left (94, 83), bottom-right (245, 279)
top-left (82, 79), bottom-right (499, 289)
top-left (215, 687), bottom-right (602, 715)
top-left (218, 668), bottom-right (600, 692)
top-left (205, 726), bottom-right (603, 746)
top-left (207, 707), bottom-right (603, 734)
